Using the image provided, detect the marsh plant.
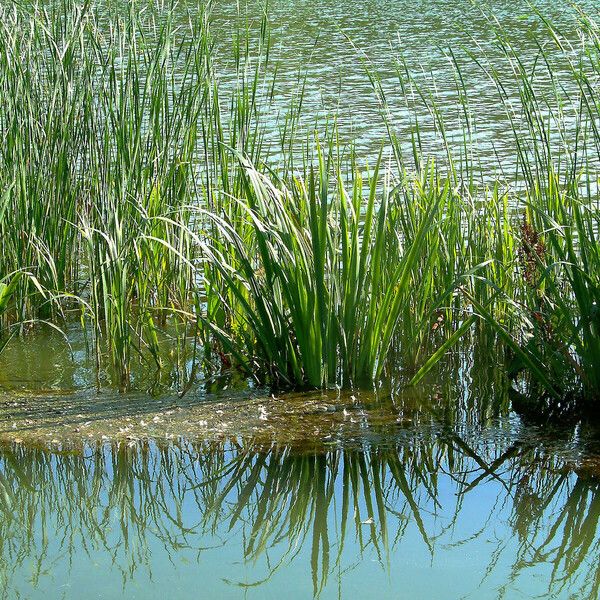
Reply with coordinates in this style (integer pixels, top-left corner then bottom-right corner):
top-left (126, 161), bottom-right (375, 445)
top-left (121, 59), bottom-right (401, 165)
top-left (0, 0), bottom-right (598, 414)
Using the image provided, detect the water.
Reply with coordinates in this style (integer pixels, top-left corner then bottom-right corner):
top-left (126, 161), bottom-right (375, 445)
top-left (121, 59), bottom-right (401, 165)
top-left (1, 399), bottom-right (600, 600)
top-left (0, 380), bottom-right (599, 599)
top-left (207, 0), bottom-right (599, 174)
top-left (2, 0), bottom-right (600, 597)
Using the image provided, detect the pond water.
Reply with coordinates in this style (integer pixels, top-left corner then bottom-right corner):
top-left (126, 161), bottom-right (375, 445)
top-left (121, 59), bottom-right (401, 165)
top-left (206, 0), bottom-right (599, 173)
top-left (1, 337), bottom-right (599, 599)
top-left (1, 392), bottom-right (600, 600)
top-left (2, 0), bottom-right (600, 598)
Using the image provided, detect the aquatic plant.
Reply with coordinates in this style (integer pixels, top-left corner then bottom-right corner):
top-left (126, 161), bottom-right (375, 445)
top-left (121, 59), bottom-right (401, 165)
top-left (0, 0), bottom-right (598, 412)
top-left (198, 149), bottom-right (467, 387)
top-left (459, 14), bottom-right (600, 411)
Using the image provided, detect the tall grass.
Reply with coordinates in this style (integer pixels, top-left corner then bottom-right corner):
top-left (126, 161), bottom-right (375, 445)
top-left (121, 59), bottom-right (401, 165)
top-left (198, 149), bottom-right (470, 387)
top-left (459, 12), bottom-right (600, 410)
top-left (0, 2), bottom-right (208, 386)
top-left (0, 0), bottom-right (598, 412)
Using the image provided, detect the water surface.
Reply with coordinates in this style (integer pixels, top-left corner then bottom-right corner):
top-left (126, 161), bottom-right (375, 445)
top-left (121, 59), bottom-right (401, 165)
top-left (2, 1), bottom-right (600, 598)
top-left (1, 390), bottom-right (600, 599)
top-left (206, 0), bottom-right (600, 173)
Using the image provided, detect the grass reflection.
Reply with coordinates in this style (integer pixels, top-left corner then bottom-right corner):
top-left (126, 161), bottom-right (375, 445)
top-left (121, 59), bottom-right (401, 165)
top-left (0, 428), bottom-right (599, 598)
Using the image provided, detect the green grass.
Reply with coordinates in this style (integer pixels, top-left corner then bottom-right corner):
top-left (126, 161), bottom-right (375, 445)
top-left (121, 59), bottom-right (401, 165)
top-left (0, 0), bottom-right (598, 414)
top-left (197, 149), bottom-right (466, 387)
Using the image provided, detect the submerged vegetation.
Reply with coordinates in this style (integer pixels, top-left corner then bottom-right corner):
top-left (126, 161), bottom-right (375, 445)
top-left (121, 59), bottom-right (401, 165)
top-left (0, 1), bottom-right (598, 416)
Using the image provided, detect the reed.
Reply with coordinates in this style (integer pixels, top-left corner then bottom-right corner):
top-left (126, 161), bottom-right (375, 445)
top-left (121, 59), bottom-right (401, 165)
top-left (458, 13), bottom-right (600, 410)
top-left (0, 0), bottom-right (597, 412)
top-left (198, 148), bottom-right (468, 387)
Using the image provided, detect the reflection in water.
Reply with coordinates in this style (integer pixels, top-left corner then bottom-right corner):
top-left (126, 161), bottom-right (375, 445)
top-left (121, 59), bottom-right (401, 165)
top-left (1, 0), bottom-right (599, 596)
top-left (1, 425), bottom-right (599, 599)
